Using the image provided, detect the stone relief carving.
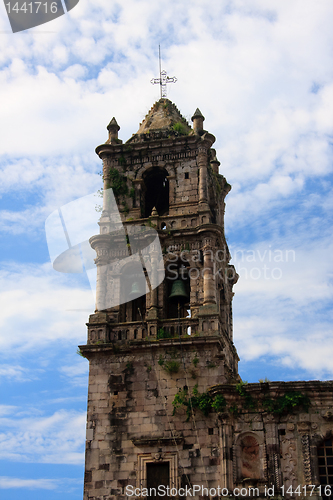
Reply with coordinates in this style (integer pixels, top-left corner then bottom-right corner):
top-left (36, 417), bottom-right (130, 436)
top-left (301, 434), bottom-right (312, 484)
top-left (322, 409), bottom-right (333, 421)
top-left (154, 452), bottom-right (165, 462)
top-left (240, 434), bottom-right (260, 479)
top-left (281, 439), bottom-right (297, 489)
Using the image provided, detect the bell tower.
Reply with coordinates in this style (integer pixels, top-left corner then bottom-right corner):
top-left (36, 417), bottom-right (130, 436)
top-left (81, 99), bottom-right (239, 499)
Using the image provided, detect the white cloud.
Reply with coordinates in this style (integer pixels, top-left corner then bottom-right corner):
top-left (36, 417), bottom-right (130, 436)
top-left (0, 408), bottom-right (86, 464)
top-left (0, 405), bottom-right (18, 417)
top-left (0, 476), bottom-right (57, 489)
top-left (0, 365), bottom-right (38, 382)
top-left (0, 263), bottom-right (94, 352)
top-left (0, 154), bottom-right (101, 236)
top-left (59, 361), bottom-right (88, 387)
top-left (231, 235), bottom-right (333, 378)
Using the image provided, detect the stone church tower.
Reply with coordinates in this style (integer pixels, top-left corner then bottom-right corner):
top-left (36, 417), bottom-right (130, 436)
top-left (80, 99), bottom-right (333, 500)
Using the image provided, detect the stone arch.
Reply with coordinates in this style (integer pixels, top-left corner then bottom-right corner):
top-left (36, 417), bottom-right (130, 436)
top-left (164, 256), bottom-right (190, 320)
top-left (137, 165), bottom-right (172, 217)
top-left (117, 259), bottom-right (147, 323)
top-left (135, 162), bottom-right (174, 181)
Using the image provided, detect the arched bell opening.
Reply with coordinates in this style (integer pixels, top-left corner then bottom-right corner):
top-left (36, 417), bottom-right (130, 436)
top-left (165, 262), bottom-right (190, 319)
top-left (119, 264), bottom-right (147, 323)
top-left (143, 167), bottom-right (169, 217)
top-left (130, 295), bottom-right (146, 322)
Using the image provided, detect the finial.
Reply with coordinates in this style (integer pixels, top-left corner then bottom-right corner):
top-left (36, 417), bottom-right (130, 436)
top-left (151, 206), bottom-right (158, 217)
top-left (191, 108), bottom-right (205, 135)
top-left (150, 45), bottom-right (177, 99)
top-left (107, 117), bottom-right (120, 144)
top-left (210, 148), bottom-right (220, 174)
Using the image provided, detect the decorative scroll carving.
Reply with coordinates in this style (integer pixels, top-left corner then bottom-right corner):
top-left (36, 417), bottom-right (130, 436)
top-left (233, 444), bottom-right (237, 485)
top-left (263, 443), bottom-right (268, 481)
top-left (301, 434), bottom-right (312, 484)
top-left (322, 409), bottom-right (333, 421)
top-left (281, 439), bottom-right (297, 489)
top-left (274, 453), bottom-right (280, 489)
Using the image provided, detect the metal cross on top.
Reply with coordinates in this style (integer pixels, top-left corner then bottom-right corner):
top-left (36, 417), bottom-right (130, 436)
top-left (150, 45), bottom-right (177, 99)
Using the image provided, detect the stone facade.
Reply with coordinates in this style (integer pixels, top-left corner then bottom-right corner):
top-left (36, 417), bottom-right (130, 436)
top-left (80, 99), bottom-right (333, 500)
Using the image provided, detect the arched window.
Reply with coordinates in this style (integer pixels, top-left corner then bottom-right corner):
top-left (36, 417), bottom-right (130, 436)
top-left (131, 295), bottom-right (146, 322)
top-left (166, 262), bottom-right (190, 320)
top-left (318, 438), bottom-right (333, 499)
top-left (118, 262), bottom-right (147, 323)
top-left (143, 168), bottom-right (169, 217)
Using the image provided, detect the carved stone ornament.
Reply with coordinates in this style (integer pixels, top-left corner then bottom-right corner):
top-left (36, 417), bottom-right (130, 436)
top-left (154, 452), bottom-right (165, 461)
top-left (301, 434), bottom-right (312, 484)
top-left (263, 413), bottom-right (276, 423)
top-left (297, 421), bottom-right (310, 433)
top-left (322, 409), bottom-right (333, 421)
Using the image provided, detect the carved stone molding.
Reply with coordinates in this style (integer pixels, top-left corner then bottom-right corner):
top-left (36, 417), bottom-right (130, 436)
top-left (322, 409), bottom-right (333, 421)
top-left (274, 453), bottom-right (281, 489)
top-left (137, 452), bottom-right (178, 489)
top-left (132, 436), bottom-right (184, 447)
top-left (297, 421), bottom-right (310, 433)
top-left (301, 434), bottom-right (312, 484)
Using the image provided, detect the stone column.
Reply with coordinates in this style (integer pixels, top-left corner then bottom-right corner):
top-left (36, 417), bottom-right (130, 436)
top-left (89, 235), bottom-right (110, 311)
top-left (298, 422), bottom-right (312, 486)
top-left (264, 414), bottom-right (281, 489)
top-left (203, 239), bottom-right (216, 306)
top-left (167, 175), bottom-right (176, 204)
top-left (198, 145), bottom-right (208, 208)
top-left (101, 156), bottom-right (113, 217)
top-left (133, 178), bottom-right (144, 215)
top-left (146, 243), bottom-right (159, 320)
top-left (219, 419), bottom-right (233, 490)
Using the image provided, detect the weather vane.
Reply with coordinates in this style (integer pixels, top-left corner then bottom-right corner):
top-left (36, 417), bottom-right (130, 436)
top-left (150, 45), bottom-right (177, 99)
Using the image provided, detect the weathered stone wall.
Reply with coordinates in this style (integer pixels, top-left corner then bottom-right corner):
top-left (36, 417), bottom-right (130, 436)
top-left (81, 342), bottom-right (333, 500)
top-left (82, 338), bottom-right (230, 500)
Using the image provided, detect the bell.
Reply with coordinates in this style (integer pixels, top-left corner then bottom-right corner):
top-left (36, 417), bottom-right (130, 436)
top-left (169, 279), bottom-right (189, 304)
top-left (129, 281), bottom-right (144, 298)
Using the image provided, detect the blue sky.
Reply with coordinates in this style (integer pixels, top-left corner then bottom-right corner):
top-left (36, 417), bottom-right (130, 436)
top-left (0, 0), bottom-right (332, 498)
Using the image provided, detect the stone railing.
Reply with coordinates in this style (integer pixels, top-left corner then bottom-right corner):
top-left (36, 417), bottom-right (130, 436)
top-left (154, 318), bottom-right (199, 338)
top-left (88, 318), bottom-right (200, 344)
